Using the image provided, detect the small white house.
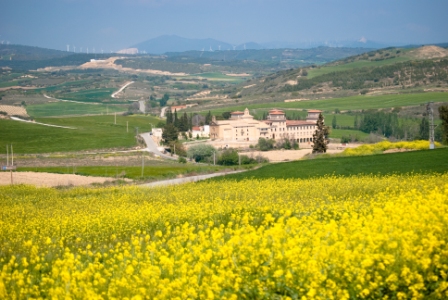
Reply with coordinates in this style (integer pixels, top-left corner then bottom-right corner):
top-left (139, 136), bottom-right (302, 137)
top-left (151, 128), bottom-right (163, 138)
top-left (192, 125), bottom-right (210, 138)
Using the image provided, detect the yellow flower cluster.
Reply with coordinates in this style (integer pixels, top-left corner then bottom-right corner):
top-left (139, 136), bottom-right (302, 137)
top-left (1, 174), bottom-right (448, 299)
top-left (342, 140), bottom-right (442, 156)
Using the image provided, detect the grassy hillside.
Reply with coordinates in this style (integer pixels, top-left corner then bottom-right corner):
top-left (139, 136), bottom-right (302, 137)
top-left (0, 115), bottom-right (161, 153)
top-left (27, 102), bottom-right (126, 117)
top-left (212, 148), bottom-right (448, 181)
top-left (236, 46), bottom-right (448, 99)
top-left (204, 92), bottom-right (448, 114)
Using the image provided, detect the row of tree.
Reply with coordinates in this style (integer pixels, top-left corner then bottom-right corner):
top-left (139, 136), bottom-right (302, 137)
top-left (186, 144), bottom-right (268, 165)
top-left (162, 109), bottom-right (213, 143)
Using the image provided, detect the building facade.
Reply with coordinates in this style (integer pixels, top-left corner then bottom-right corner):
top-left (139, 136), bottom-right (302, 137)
top-left (209, 108), bottom-right (322, 144)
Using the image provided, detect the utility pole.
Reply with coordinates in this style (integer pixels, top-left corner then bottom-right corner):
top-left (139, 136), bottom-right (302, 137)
top-left (141, 153), bottom-right (144, 177)
top-left (114, 112), bottom-right (116, 125)
top-left (213, 152), bottom-right (216, 165)
top-left (427, 102), bottom-right (436, 149)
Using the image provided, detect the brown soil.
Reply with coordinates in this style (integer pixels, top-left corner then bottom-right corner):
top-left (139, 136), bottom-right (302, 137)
top-left (6, 153), bottom-right (162, 168)
top-left (383, 148), bottom-right (414, 154)
top-left (0, 171), bottom-right (129, 187)
top-left (408, 46), bottom-right (448, 59)
top-left (0, 105), bottom-right (29, 117)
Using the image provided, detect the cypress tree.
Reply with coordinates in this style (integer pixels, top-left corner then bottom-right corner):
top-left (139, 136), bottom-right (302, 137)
top-left (312, 113), bottom-right (330, 153)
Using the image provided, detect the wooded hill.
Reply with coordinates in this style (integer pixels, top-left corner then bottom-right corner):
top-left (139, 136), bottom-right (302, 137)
top-left (237, 46), bottom-right (448, 97)
top-left (0, 44), bottom-right (372, 74)
top-left (0, 44), bottom-right (119, 71)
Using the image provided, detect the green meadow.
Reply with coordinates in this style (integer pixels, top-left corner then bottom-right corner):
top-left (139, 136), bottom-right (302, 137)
top-left (307, 56), bottom-right (412, 78)
top-left (27, 102), bottom-right (127, 117)
top-left (212, 148), bottom-right (448, 181)
top-left (206, 92), bottom-right (448, 114)
top-left (0, 115), bottom-right (162, 154)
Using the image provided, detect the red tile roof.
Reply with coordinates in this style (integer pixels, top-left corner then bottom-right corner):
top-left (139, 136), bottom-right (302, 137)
top-left (269, 111), bottom-right (285, 115)
top-left (286, 120), bottom-right (315, 126)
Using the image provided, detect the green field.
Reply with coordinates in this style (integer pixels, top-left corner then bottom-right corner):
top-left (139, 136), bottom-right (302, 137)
top-left (27, 102), bottom-right (127, 117)
top-left (329, 129), bottom-right (369, 139)
top-left (40, 79), bottom-right (94, 92)
top-left (205, 92), bottom-right (448, 114)
top-left (62, 88), bottom-right (116, 102)
top-left (323, 113), bottom-right (354, 127)
top-left (189, 72), bottom-right (249, 82)
top-left (212, 148), bottom-right (448, 181)
top-left (17, 164), bottom-right (225, 180)
top-left (307, 56), bottom-right (412, 79)
top-left (0, 81), bottom-right (21, 88)
top-left (0, 115), bottom-right (162, 153)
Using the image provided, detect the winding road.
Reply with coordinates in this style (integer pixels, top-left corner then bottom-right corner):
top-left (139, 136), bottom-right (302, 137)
top-left (140, 170), bottom-right (245, 188)
top-left (160, 106), bottom-right (168, 118)
top-left (140, 132), bottom-right (176, 160)
top-left (112, 81), bottom-right (134, 98)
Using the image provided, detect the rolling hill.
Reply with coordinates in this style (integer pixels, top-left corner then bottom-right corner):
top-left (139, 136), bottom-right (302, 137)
top-left (235, 45), bottom-right (448, 99)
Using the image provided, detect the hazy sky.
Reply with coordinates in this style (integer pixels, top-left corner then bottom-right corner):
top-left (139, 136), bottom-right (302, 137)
top-left (1, 0), bottom-right (447, 51)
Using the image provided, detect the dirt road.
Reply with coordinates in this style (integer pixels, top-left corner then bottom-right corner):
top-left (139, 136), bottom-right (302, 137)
top-left (0, 172), bottom-right (126, 187)
top-left (140, 170), bottom-right (245, 188)
top-left (112, 81), bottom-right (134, 98)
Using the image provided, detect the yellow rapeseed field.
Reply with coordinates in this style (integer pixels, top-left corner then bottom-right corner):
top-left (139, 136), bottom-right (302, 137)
top-left (1, 174), bottom-right (448, 299)
top-left (342, 140), bottom-right (443, 156)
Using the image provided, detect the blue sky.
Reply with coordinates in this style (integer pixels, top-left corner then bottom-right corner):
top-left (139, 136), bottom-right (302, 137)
top-left (1, 0), bottom-right (447, 51)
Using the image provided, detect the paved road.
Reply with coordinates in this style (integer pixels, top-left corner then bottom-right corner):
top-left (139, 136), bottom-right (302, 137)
top-left (140, 132), bottom-right (176, 160)
top-left (160, 106), bottom-right (168, 118)
top-left (140, 170), bottom-right (244, 188)
top-left (139, 100), bottom-right (146, 113)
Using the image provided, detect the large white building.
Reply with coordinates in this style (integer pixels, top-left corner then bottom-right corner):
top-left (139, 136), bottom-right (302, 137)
top-left (209, 108), bottom-right (322, 144)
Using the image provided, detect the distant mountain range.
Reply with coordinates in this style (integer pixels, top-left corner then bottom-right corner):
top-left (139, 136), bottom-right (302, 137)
top-left (132, 35), bottom-right (391, 54)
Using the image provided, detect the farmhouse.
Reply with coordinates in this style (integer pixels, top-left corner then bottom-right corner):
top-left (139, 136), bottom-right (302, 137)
top-left (192, 125), bottom-right (210, 138)
top-left (209, 108), bottom-right (321, 144)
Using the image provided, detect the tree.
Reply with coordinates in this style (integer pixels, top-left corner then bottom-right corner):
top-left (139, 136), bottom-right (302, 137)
top-left (418, 117), bottom-right (429, 140)
top-left (162, 123), bottom-right (178, 143)
top-left (439, 105), bottom-right (448, 144)
top-left (166, 110), bottom-right (173, 125)
top-left (169, 141), bottom-right (186, 157)
top-left (159, 93), bottom-right (169, 107)
top-left (312, 113), bottom-right (330, 153)
top-left (205, 111), bottom-right (212, 125)
top-left (256, 138), bottom-right (275, 151)
top-left (222, 112), bottom-right (231, 120)
top-left (218, 149), bottom-right (239, 166)
top-left (187, 144), bottom-right (215, 163)
top-left (354, 115), bottom-right (359, 129)
top-left (173, 109), bottom-right (179, 128)
top-left (332, 115), bottom-right (337, 129)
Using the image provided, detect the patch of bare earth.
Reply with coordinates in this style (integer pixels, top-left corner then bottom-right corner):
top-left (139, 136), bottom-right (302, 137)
top-left (240, 149), bottom-right (345, 162)
top-left (409, 45), bottom-right (448, 59)
top-left (0, 105), bottom-right (29, 117)
top-left (383, 148), bottom-right (414, 154)
top-left (0, 172), bottom-right (131, 187)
